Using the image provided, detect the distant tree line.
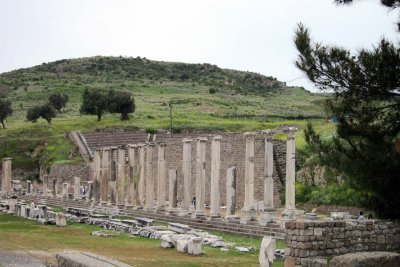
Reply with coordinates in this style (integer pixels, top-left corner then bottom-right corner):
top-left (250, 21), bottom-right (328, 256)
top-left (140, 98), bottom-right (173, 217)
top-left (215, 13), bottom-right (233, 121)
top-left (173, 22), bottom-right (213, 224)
top-left (80, 88), bottom-right (135, 121)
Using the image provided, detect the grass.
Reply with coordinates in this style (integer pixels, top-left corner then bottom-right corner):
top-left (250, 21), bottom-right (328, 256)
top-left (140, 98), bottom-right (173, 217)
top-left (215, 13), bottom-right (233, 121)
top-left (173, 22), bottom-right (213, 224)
top-left (0, 213), bottom-right (286, 266)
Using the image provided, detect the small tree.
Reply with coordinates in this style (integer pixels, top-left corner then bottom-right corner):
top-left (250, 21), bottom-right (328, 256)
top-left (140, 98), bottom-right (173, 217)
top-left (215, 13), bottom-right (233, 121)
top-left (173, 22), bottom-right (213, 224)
top-left (108, 90), bottom-right (135, 120)
top-left (26, 104), bottom-right (56, 125)
top-left (0, 98), bottom-right (13, 128)
top-left (48, 92), bottom-right (69, 113)
top-left (80, 88), bottom-right (108, 121)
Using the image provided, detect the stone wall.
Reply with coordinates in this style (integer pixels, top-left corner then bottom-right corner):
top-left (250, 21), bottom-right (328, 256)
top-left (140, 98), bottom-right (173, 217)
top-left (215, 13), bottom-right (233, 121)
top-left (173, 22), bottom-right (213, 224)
top-left (284, 220), bottom-right (400, 267)
top-left (298, 204), bottom-right (362, 216)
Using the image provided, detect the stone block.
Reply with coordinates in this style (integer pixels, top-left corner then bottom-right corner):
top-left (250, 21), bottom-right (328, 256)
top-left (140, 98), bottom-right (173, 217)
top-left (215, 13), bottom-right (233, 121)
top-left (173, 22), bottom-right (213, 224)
top-left (330, 251), bottom-right (400, 267)
top-left (187, 237), bottom-right (203, 255)
top-left (284, 256), bottom-right (295, 267)
top-left (56, 251), bottom-right (131, 267)
top-left (56, 212), bottom-right (67, 227)
top-left (176, 239), bottom-right (189, 253)
top-left (259, 236), bottom-right (275, 267)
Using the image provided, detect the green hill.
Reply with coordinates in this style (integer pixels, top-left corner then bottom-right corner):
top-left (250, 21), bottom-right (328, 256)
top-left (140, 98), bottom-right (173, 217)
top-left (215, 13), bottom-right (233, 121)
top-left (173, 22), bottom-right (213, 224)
top-left (0, 56), bottom-right (330, 172)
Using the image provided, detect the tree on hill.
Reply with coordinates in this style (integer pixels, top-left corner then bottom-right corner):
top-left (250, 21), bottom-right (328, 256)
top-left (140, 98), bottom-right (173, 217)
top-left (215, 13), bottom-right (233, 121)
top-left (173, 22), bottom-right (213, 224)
top-left (26, 103), bottom-right (57, 125)
top-left (0, 98), bottom-right (13, 128)
top-left (80, 88), bottom-right (108, 121)
top-left (295, 3), bottom-right (400, 219)
top-left (108, 90), bottom-right (135, 120)
top-left (48, 92), bottom-right (69, 113)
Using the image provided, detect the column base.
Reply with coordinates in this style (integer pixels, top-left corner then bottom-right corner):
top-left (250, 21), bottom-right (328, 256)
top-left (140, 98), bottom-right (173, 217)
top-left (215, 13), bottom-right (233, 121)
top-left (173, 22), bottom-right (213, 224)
top-left (124, 204), bottom-right (134, 210)
top-left (192, 211), bottom-right (207, 220)
top-left (117, 203), bottom-right (125, 209)
top-left (144, 206), bottom-right (155, 212)
top-left (208, 214), bottom-right (222, 221)
top-left (240, 208), bottom-right (257, 224)
top-left (259, 210), bottom-right (277, 226)
top-left (166, 208), bottom-right (179, 216)
top-left (178, 209), bottom-right (191, 217)
top-left (225, 215), bottom-right (240, 222)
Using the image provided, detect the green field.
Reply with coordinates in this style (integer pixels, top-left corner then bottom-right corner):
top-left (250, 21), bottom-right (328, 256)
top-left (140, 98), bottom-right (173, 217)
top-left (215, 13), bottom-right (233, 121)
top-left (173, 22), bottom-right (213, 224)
top-left (0, 213), bottom-right (285, 267)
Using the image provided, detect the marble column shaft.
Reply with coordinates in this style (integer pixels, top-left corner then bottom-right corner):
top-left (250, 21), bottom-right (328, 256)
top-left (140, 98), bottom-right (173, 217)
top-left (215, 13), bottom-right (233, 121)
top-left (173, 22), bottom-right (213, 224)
top-left (285, 129), bottom-right (296, 211)
top-left (145, 143), bottom-right (155, 208)
top-left (137, 144), bottom-right (145, 207)
top-left (62, 182), bottom-right (68, 198)
top-left (210, 136), bottom-right (222, 217)
top-left (87, 181), bottom-right (94, 201)
top-left (194, 137), bottom-right (207, 215)
top-left (181, 139), bottom-right (192, 211)
top-left (52, 178), bottom-right (58, 197)
top-left (244, 133), bottom-right (255, 209)
top-left (226, 166), bottom-right (237, 216)
top-left (157, 143), bottom-right (166, 209)
top-left (100, 148), bottom-right (110, 203)
top-left (109, 147), bottom-right (118, 205)
top-left (127, 144), bottom-right (137, 205)
top-left (27, 180), bottom-right (32, 194)
top-left (93, 149), bottom-right (101, 202)
top-left (117, 147), bottom-right (126, 205)
top-left (43, 175), bottom-right (48, 196)
top-left (74, 176), bottom-right (81, 199)
top-left (1, 158), bottom-right (12, 192)
top-left (169, 169), bottom-right (178, 209)
top-left (264, 137), bottom-right (274, 210)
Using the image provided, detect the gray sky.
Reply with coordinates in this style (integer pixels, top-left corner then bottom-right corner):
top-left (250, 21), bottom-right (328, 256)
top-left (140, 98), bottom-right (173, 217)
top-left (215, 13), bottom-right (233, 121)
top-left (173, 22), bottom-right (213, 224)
top-left (0, 0), bottom-right (398, 91)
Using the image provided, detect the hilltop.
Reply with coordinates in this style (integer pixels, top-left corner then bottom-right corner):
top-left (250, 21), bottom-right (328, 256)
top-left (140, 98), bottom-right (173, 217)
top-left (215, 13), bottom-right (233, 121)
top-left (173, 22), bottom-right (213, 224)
top-left (0, 56), bottom-right (330, 171)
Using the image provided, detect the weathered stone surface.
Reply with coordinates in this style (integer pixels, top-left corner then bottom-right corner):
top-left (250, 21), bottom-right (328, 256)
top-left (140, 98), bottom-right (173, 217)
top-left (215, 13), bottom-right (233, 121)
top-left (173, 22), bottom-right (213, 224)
top-left (56, 212), bottom-right (67, 227)
top-left (188, 237), bottom-right (203, 255)
top-left (56, 251), bottom-right (131, 267)
top-left (168, 222), bottom-right (190, 234)
top-left (176, 239), bottom-right (189, 253)
top-left (330, 251), bottom-right (400, 267)
top-left (91, 230), bottom-right (120, 237)
top-left (259, 236), bottom-right (275, 267)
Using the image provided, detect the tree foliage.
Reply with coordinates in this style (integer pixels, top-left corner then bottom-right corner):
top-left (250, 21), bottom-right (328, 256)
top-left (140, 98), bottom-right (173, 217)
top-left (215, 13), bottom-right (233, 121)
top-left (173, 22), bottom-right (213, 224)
top-left (0, 98), bottom-right (13, 128)
top-left (26, 103), bottom-right (57, 125)
top-left (295, 3), bottom-right (400, 219)
top-left (108, 90), bottom-right (135, 120)
top-left (48, 92), bottom-right (69, 113)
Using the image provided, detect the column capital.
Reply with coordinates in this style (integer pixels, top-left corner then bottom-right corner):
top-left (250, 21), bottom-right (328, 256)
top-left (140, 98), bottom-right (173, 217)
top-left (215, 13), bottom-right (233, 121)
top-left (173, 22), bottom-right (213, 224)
top-left (212, 135), bottom-right (222, 141)
top-left (126, 144), bottom-right (138, 148)
top-left (2, 157), bottom-right (12, 161)
top-left (286, 127), bottom-right (296, 140)
top-left (146, 142), bottom-right (155, 147)
top-left (243, 132), bottom-right (257, 139)
top-left (102, 147), bottom-right (111, 151)
top-left (182, 138), bottom-right (193, 144)
top-left (196, 137), bottom-right (208, 143)
top-left (157, 142), bottom-right (167, 147)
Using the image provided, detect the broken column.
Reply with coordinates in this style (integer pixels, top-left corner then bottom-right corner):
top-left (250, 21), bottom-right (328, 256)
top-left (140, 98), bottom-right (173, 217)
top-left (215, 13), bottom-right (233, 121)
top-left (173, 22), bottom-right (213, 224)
top-left (74, 176), bottom-right (81, 199)
top-left (92, 148), bottom-right (101, 203)
top-left (282, 128), bottom-right (297, 221)
top-left (210, 135), bottom-right (222, 220)
top-left (168, 169), bottom-right (178, 214)
top-left (126, 144), bottom-right (137, 207)
top-left (108, 146), bottom-right (118, 206)
top-left (52, 178), bottom-right (58, 197)
top-left (240, 132), bottom-right (257, 224)
top-left (156, 143), bottom-right (166, 210)
top-left (42, 175), bottom-right (48, 197)
top-left (137, 143), bottom-right (145, 207)
top-left (260, 132), bottom-right (277, 225)
top-left (117, 146), bottom-right (126, 207)
top-left (225, 166), bottom-right (238, 220)
top-left (1, 158), bottom-right (12, 193)
top-left (145, 142), bottom-right (155, 210)
top-left (100, 147), bottom-right (110, 204)
top-left (180, 139), bottom-right (192, 216)
top-left (193, 137), bottom-right (207, 219)
top-left (62, 182), bottom-right (69, 198)
top-left (87, 181), bottom-right (93, 202)
top-left (27, 180), bottom-right (32, 194)
top-left (259, 236), bottom-right (276, 267)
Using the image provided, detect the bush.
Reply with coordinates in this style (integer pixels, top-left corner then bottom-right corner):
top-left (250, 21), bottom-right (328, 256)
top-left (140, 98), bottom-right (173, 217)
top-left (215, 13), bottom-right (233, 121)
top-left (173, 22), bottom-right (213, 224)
top-left (209, 88), bottom-right (217, 94)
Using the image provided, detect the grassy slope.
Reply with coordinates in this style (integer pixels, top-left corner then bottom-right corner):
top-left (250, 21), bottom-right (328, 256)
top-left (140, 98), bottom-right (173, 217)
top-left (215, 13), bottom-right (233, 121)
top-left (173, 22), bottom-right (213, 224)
top-left (0, 213), bottom-right (285, 267)
top-left (0, 56), bottom-right (331, 171)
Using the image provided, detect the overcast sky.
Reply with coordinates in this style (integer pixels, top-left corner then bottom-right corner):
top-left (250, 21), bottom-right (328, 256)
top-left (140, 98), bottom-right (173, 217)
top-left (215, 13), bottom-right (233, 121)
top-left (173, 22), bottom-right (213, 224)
top-left (0, 0), bottom-right (399, 91)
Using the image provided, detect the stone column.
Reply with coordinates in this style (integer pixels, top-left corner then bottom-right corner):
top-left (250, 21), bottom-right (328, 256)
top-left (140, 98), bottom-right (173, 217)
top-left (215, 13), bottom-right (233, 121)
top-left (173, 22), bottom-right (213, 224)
top-left (137, 143), bottom-right (145, 207)
top-left (168, 169), bottom-right (178, 214)
top-left (126, 144), bottom-right (137, 207)
top-left (74, 177), bottom-right (81, 199)
top-left (145, 143), bottom-right (155, 210)
top-left (100, 148), bottom-right (110, 204)
top-left (117, 147), bottom-right (126, 207)
top-left (193, 137), bottom-right (207, 219)
top-left (42, 175), bottom-right (48, 197)
top-left (225, 166), bottom-right (238, 221)
top-left (93, 149), bottom-right (101, 203)
top-left (180, 139), bottom-right (192, 216)
top-left (240, 132), bottom-right (257, 224)
top-left (1, 158), bottom-right (12, 193)
top-left (109, 146), bottom-right (118, 205)
top-left (260, 132), bottom-right (277, 225)
top-left (87, 181), bottom-right (93, 202)
top-left (52, 178), bottom-right (58, 197)
top-left (27, 180), bottom-right (32, 194)
top-left (62, 182), bottom-right (68, 198)
top-left (283, 128), bottom-right (297, 221)
top-left (210, 136), bottom-right (222, 220)
top-left (156, 143), bottom-right (167, 211)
